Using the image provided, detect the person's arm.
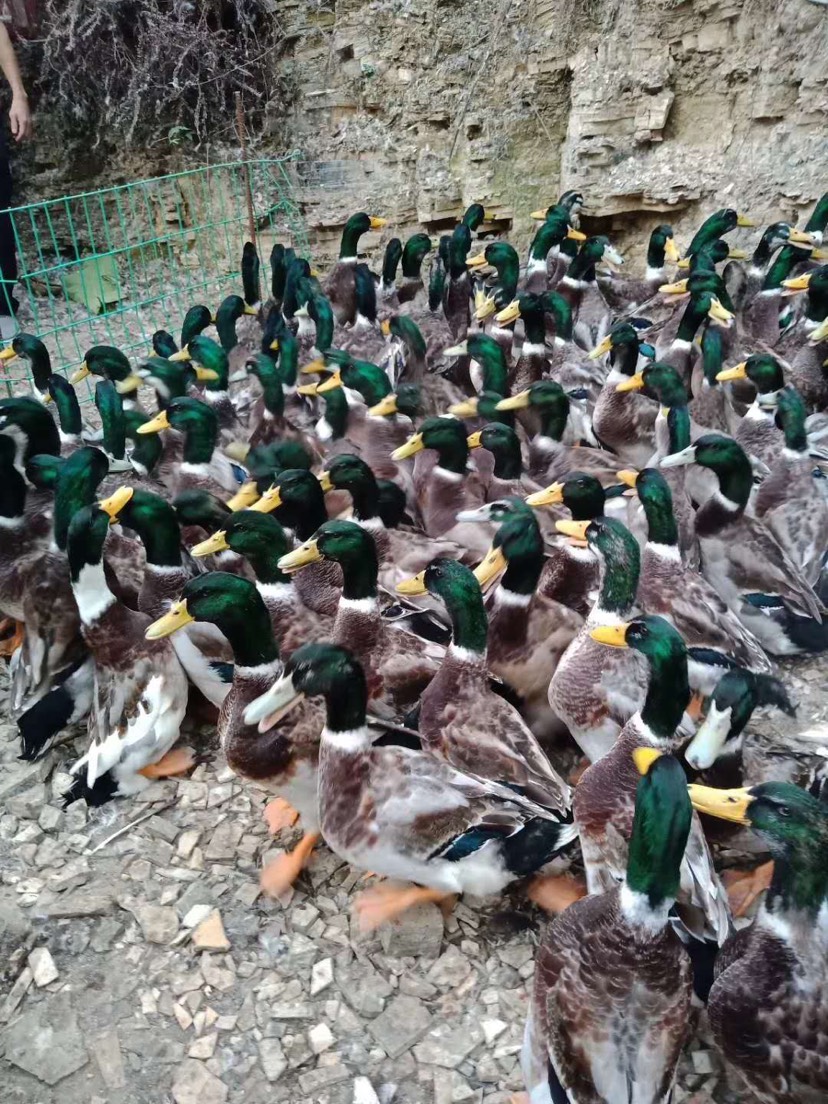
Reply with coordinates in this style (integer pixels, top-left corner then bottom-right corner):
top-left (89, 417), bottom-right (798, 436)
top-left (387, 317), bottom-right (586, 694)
top-left (0, 22), bottom-right (30, 141)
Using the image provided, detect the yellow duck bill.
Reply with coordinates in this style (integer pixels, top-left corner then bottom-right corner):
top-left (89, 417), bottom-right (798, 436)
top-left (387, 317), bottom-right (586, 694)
top-left (473, 545), bottom-right (508, 588)
top-left (278, 540), bottom-right (323, 573)
top-left (589, 623), bottom-right (630, 647)
top-left (687, 784), bottom-right (754, 824)
top-left (191, 530), bottom-right (229, 557)
top-left (526, 482), bottom-right (564, 507)
top-left (396, 571), bottom-right (428, 596)
top-left (146, 599), bottom-right (195, 640)
top-left (391, 434), bottom-right (425, 461)
top-left (97, 485), bottom-right (134, 522)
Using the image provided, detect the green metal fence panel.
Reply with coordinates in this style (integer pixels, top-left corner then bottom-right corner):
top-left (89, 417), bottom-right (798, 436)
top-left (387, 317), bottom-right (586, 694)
top-left (0, 158), bottom-right (309, 402)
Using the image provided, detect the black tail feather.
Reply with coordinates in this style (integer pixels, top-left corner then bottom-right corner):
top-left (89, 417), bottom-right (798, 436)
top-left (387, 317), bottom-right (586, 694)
top-left (17, 685), bottom-right (74, 761)
top-left (62, 768), bottom-right (119, 808)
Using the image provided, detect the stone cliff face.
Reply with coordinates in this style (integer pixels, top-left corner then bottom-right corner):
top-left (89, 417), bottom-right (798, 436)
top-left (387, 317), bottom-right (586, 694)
top-left (278, 0), bottom-right (828, 259)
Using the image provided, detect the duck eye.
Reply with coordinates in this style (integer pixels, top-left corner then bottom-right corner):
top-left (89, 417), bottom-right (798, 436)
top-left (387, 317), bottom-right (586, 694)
top-left (777, 805), bottom-right (791, 818)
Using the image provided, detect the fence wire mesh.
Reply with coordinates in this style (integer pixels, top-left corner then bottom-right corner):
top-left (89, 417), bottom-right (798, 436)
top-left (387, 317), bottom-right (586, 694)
top-left (0, 158), bottom-right (309, 402)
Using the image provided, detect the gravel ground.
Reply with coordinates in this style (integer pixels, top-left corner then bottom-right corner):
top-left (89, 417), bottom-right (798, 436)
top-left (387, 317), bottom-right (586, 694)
top-left (1, 650), bottom-right (826, 1104)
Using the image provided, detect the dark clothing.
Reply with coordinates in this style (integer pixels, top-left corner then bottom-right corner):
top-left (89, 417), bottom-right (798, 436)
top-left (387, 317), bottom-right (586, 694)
top-left (0, 127), bottom-right (17, 314)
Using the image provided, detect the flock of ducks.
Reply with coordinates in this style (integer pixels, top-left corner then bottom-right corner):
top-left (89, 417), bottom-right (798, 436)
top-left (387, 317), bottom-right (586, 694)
top-left (1, 193), bottom-right (828, 1102)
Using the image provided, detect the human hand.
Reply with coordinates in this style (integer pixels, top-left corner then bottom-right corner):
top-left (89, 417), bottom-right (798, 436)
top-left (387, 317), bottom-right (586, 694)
top-left (9, 94), bottom-right (31, 142)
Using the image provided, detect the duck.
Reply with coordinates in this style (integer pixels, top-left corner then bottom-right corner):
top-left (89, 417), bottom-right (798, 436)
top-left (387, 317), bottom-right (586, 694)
top-left (661, 434), bottom-right (826, 655)
top-left (279, 519), bottom-right (443, 710)
top-left (687, 323), bottom-right (735, 434)
top-left (146, 572), bottom-right (326, 896)
top-left (779, 265), bottom-right (828, 411)
top-left (391, 416), bottom-right (489, 553)
top-left (522, 750), bottom-right (694, 1104)
top-left (151, 304), bottom-right (214, 359)
top-left (397, 232), bottom-right (433, 308)
top-left (317, 451), bottom-right (470, 582)
top-left (169, 335), bottom-right (239, 436)
top-left (525, 471), bottom-right (617, 616)
top-left (444, 331), bottom-right (509, 397)
top-left (498, 381), bottom-right (620, 485)
top-left (374, 237), bottom-right (403, 310)
top-left (189, 508), bottom-right (332, 652)
top-left (579, 615), bottom-right (731, 945)
top-left (715, 352), bottom-right (786, 469)
top-left (616, 361), bottom-right (703, 563)
top-left (0, 434), bottom-right (49, 658)
top-left (753, 386), bottom-right (828, 586)
top-left (336, 262), bottom-right (386, 364)
top-left (459, 498), bottom-right (582, 737)
top-left (172, 488), bottom-right (246, 574)
top-left (70, 346), bottom-right (144, 409)
top-left (247, 467), bottom-right (343, 616)
top-left (684, 666), bottom-right (798, 781)
top-left (688, 779), bottom-right (828, 1102)
top-left (0, 394), bottom-right (61, 485)
top-left (656, 288), bottom-right (735, 381)
top-left (680, 207), bottom-right (755, 264)
top-left (442, 222), bottom-right (473, 341)
top-left (596, 223), bottom-right (680, 313)
top-left (556, 235), bottom-right (624, 347)
top-left (617, 467), bottom-right (772, 684)
top-left (724, 221), bottom-right (815, 313)
top-left (397, 557), bottom-right (571, 810)
top-left (213, 293), bottom-right (260, 378)
top-left (0, 333), bottom-right (54, 402)
top-left (523, 212), bottom-right (586, 294)
top-left (546, 517), bottom-right (648, 763)
top-left (467, 241), bottom-right (520, 355)
top-left (114, 487), bottom-right (233, 707)
top-left (136, 396), bottom-right (240, 499)
top-left (590, 322), bottom-right (659, 469)
top-left (467, 422), bottom-right (544, 501)
top-left (61, 494), bottom-right (190, 806)
top-left (491, 293), bottom-right (550, 393)
top-left (9, 447), bottom-right (117, 719)
top-left (325, 212), bottom-right (388, 325)
top-left (243, 640), bottom-right (577, 930)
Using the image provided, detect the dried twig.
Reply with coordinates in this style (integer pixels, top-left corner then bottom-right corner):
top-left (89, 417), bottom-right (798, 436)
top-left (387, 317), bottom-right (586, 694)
top-left (35, 1), bottom-right (295, 153)
top-left (85, 800), bottom-right (175, 855)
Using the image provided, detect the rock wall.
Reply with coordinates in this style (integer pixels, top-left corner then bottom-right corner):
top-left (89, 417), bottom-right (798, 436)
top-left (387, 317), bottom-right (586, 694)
top-left (277, 0), bottom-right (828, 260)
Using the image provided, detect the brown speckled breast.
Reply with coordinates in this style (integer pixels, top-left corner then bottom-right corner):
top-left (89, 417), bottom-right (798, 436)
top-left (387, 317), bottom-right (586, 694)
top-left (532, 890), bottom-right (692, 1104)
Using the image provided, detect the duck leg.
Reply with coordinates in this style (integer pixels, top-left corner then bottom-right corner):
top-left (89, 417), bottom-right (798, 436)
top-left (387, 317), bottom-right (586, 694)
top-left (354, 882), bottom-right (455, 931)
top-left (0, 618), bottom-right (24, 657)
top-left (260, 831), bottom-right (320, 897)
top-left (686, 691), bottom-right (705, 721)
top-left (722, 860), bottom-right (774, 917)
top-left (509, 1095), bottom-right (529, 1104)
top-left (138, 747), bottom-right (196, 779)
top-left (527, 873), bottom-right (586, 914)
top-left (263, 797), bottom-right (299, 834)
top-left (568, 756), bottom-right (591, 785)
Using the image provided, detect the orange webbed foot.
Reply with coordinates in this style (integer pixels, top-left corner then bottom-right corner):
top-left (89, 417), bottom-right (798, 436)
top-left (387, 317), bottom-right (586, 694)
top-left (260, 832), bottom-right (320, 898)
top-left (138, 746), bottom-right (196, 779)
top-left (263, 797), bottom-right (300, 834)
top-left (353, 882), bottom-right (454, 931)
top-left (568, 755), bottom-right (591, 785)
top-left (527, 873), bottom-right (587, 915)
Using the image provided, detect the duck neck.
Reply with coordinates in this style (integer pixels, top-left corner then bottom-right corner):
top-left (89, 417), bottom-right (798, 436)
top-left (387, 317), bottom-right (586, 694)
top-left (434, 439), bottom-right (469, 476)
top-left (642, 491), bottom-right (679, 550)
top-left (521, 304), bottom-right (546, 347)
top-left (490, 441), bottom-right (523, 480)
top-left (640, 647), bottom-right (690, 742)
top-left (211, 601), bottom-right (280, 668)
top-left (537, 403), bottom-right (568, 443)
top-left (137, 512), bottom-right (182, 568)
top-left (323, 668), bottom-right (369, 736)
top-left (666, 406), bottom-right (690, 454)
top-left (594, 551), bottom-right (638, 619)
top-left (346, 477), bottom-right (381, 522)
top-left (339, 548), bottom-right (379, 602)
top-left (444, 587), bottom-right (488, 658)
top-left (675, 299), bottom-right (707, 344)
top-left (763, 845), bottom-right (828, 923)
top-left (182, 419), bottom-right (217, 466)
top-left (247, 546), bottom-right (292, 586)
